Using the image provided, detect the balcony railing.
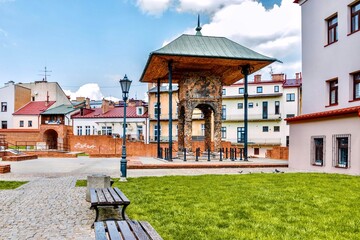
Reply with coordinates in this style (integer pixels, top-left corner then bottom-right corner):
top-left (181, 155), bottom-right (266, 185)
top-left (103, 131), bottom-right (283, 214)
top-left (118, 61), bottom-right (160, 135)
top-left (222, 114), bottom-right (282, 121)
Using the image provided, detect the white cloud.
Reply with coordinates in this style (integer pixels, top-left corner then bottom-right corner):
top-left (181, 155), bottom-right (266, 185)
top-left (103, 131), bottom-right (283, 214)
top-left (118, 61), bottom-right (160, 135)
top-left (64, 83), bottom-right (104, 101)
top-left (0, 29), bottom-right (8, 37)
top-left (177, 0), bottom-right (246, 13)
top-left (136, 0), bottom-right (171, 16)
top-left (160, 0), bottom-right (301, 80)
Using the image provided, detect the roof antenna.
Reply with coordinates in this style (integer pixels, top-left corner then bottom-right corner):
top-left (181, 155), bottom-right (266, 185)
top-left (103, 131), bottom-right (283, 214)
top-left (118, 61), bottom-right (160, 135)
top-left (39, 66), bottom-right (52, 82)
top-left (195, 14), bottom-right (202, 36)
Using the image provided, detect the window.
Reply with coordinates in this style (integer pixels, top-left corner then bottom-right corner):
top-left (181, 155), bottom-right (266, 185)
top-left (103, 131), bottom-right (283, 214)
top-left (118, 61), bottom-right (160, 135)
top-left (275, 101), bottom-right (280, 115)
top-left (85, 126), bottom-right (91, 135)
top-left (311, 136), bottom-right (325, 166)
top-left (262, 101), bottom-right (268, 119)
top-left (137, 107), bottom-right (143, 115)
top-left (254, 148), bottom-right (260, 155)
top-left (28, 121), bottom-right (32, 127)
top-left (1, 121), bottom-right (7, 129)
top-left (286, 114), bottom-right (295, 118)
top-left (256, 86), bottom-right (263, 93)
top-left (1, 102), bottom-right (7, 112)
top-left (77, 126), bottom-right (83, 135)
top-left (154, 103), bottom-right (161, 118)
top-left (329, 79), bottom-right (338, 105)
top-left (221, 105), bottom-right (226, 120)
top-left (286, 136), bottom-right (289, 147)
top-left (353, 72), bottom-right (360, 100)
top-left (274, 126), bottom-right (280, 132)
top-left (222, 88), bottom-right (226, 96)
top-left (137, 125), bottom-right (143, 138)
top-left (262, 126), bottom-right (269, 132)
top-left (327, 15), bottom-right (338, 44)
top-left (154, 125), bottom-right (161, 141)
top-left (248, 102), bottom-right (253, 108)
top-left (19, 120), bottom-right (24, 127)
top-left (333, 134), bottom-right (351, 168)
top-left (221, 127), bottom-right (226, 139)
top-left (286, 93), bottom-right (295, 102)
top-left (237, 127), bottom-right (244, 143)
top-left (201, 124), bottom-right (205, 136)
top-left (351, 1), bottom-right (360, 33)
top-left (101, 126), bottom-right (112, 136)
top-left (274, 86), bottom-right (279, 92)
top-left (239, 88), bottom-right (244, 94)
top-left (237, 103), bottom-right (243, 109)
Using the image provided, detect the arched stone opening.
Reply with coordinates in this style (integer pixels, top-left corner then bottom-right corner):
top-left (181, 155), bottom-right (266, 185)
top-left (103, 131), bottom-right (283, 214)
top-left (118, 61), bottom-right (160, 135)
top-left (44, 129), bottom-right (58, 150)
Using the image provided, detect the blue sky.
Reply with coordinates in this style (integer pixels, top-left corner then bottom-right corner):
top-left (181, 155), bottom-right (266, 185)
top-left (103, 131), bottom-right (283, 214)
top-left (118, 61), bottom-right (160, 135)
top-left (0, 0), bottom-right (300, 101)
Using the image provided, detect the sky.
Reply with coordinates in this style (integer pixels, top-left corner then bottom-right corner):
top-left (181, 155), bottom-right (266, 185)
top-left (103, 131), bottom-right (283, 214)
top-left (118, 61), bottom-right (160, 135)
top-left (0, 0), bottom-right (301, 102)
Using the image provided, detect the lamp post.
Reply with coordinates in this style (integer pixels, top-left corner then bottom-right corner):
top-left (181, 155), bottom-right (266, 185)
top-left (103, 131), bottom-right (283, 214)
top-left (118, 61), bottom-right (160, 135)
top-left (119, 74), bottom-right (132, 181)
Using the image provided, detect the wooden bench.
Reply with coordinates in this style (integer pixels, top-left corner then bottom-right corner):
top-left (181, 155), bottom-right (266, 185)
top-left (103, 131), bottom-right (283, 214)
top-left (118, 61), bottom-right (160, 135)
top-left (95, 220), bottom-right (163, 240)
top-left (90, 187), bottom-right (130, 227)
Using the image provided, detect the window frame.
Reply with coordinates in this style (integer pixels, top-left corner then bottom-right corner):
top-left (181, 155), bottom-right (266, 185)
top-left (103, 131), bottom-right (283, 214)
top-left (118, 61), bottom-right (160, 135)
top-left (327, 14), bottom-right (338, 45)
top-left (222, 88), bottom-right (226, 96)
top-left (19, 120), bottom-right (24, 127)
top-left (248, 102), bottom-right (254, 108)
top-left (101, 126), bottom-right (112, 136)
top-left (77, 126), bottom-right (83, 135)
top-left (351, 1), bottom-right (360, 33)
top-left (262, 126), bottom-right (269, 132)
top-left (85, 125), bottom-right (91, 135)
top-left (286, 93), bottom-right (295, 102)
top-left (328, 79), bottom-right (338, 105)
top-left (238, 88), bottom-right (244, 94)
top-left (28, 120), bottom-right (32, 127)
top-left (221, 127), bottom-right (227, 139)
top-left (311, 136), bottom-right (326, 166)
top-left (274, 85), bottom-right (279, 93)
top-left (274, 126), bottom-right (280, 132)
top-left (237, 103), bottom-right (243, 109)
top-left (1, 102), bottom-right (7, 112)
top-left (353, 72), bottom-right (360, 100)
top-left (275, 101), bottom-right (280, 115)
top-left (256, 86), bottom-right (263, 93)
top-left (332, 134), bottom-right (351, 168)
top-left (221, 105), bottom-right (226, 120)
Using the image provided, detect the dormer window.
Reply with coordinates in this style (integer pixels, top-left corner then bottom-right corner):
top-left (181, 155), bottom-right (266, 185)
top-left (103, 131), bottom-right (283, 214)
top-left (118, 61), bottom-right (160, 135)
top-left (137, 106), bottom-right (144, 116)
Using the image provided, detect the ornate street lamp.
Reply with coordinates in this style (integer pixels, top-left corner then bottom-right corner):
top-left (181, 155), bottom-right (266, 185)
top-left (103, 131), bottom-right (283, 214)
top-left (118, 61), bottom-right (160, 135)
top-left (119, 74), bottom-right (132, 181)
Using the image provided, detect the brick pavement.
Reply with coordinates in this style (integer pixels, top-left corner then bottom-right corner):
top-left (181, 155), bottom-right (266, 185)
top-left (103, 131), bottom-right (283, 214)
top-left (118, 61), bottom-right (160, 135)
top-left (0, 177), bottom-right (94, 240)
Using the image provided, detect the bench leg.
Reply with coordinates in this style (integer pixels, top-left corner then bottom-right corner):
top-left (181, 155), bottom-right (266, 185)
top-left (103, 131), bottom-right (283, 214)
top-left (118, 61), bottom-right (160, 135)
top-left (91, 207), bottom-right (100, 228)
top-left (121, 205), bottom-right (128, 220)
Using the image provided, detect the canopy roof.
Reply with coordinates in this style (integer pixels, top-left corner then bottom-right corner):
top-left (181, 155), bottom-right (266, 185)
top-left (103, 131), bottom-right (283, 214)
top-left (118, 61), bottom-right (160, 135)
top-left (140, 33), bottom-right (279, 85)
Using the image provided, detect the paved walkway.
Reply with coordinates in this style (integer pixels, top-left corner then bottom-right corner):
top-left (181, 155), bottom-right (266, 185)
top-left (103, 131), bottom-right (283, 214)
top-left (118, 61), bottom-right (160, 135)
top-left (0, 157), bottom-right (294, 240)
top-left (0, 177), bottom-right (93, 240)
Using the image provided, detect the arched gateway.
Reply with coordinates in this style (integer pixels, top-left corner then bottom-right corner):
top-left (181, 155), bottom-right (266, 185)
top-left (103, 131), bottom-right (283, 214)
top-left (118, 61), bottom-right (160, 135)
top-left (140, 18), bottom-right (278, 160)
top-left (43, 129), bottom-right (58, 149)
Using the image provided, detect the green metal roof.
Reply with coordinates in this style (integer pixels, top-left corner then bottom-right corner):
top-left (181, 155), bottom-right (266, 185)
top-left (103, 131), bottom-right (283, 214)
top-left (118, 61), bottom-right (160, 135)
top-left (140, 33), bottom-right (279, 85)
top-left (153, 34), bottom-right (275, 61)
top-left (41, 104), bottom-right (76, 115)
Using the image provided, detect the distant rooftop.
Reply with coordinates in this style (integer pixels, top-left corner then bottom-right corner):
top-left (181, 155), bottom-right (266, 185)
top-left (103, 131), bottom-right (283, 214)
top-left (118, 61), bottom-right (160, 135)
top-left (13, 101), bottom-right (55, 115)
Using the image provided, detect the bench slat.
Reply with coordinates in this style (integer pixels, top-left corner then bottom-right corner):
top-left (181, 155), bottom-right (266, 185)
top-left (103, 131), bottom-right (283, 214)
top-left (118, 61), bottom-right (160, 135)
top-left (128, 220), bottom-right (150, 240)
top-left (106, 221), bottom-right (122, 240)
top-left (108, 187), bottom-right (122, 203)
top-left (113, 188), bottom-right (130, 204)
top-left (117, 221), bottom-right (136, 240)
top-left (90, 188), bottom-right (98, 206)
top-left (96, 188), bottom-right (108, 204)
top-left (94, 222), bottom-right (107, 240)
top-left (140, 221), bottom-right (163, 240)
top-left (102, 188), bottom-right (115, 204)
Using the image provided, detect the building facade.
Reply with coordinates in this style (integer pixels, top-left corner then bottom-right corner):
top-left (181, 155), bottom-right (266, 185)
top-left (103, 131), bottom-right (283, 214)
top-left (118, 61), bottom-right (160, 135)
top-left (0, 81), bottom-right (31, 129)
top-left (289, 0), bottom-right (360, 174)
top-left (223, 73), bottom-right (301, 157)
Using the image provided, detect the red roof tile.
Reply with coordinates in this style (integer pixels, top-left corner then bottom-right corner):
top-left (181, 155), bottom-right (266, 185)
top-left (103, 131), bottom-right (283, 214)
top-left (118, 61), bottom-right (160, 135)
top-left (13, 101), bottom-right (56, 115)
top-left (71, 106), bottom-right (148, 119)
top-left (287, 106), bottom-right (360, 123)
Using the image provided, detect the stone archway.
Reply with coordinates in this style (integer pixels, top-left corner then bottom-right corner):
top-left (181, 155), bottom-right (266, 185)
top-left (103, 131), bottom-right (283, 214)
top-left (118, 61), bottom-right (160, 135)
top-left (44, 129), bottom-right (58, 149)
top-left (177, 72), bottom-right (223, 153)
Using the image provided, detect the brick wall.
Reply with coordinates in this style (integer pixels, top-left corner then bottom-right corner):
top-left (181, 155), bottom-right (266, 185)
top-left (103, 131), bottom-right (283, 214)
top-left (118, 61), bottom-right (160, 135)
top-left (266, 146), bottom-right (289, 160)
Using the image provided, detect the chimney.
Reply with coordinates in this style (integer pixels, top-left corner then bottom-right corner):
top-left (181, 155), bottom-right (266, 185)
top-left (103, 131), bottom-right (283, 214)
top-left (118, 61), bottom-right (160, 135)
top-left (271, 73), bottom-right (285, 81)
top-left (102, 99), bottom-right (109, 114)
top-left (254, 74), bottom-right (261, 83)
top-left (85, 98), bottom-right (90, 109)
top-left (296, 72), bottom-right (302, 80)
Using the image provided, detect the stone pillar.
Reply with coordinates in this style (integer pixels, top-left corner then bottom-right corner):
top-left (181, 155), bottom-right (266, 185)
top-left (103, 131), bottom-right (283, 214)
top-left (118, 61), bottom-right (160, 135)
top-left (184, 106), bottom-right (193, 152)
top-left (213, 103), bottom-right (222, 152)
top-left (178, 105), bottom-right (185, 151)
top-left (203, 109), bottom-right (212, 151)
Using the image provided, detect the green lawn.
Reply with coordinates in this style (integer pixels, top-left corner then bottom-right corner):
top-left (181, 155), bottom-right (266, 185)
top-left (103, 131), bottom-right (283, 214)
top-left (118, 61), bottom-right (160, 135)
top-left (110, 173), bottom-right (360, 240)
top-left (0, 180), bottom-right (28, 190)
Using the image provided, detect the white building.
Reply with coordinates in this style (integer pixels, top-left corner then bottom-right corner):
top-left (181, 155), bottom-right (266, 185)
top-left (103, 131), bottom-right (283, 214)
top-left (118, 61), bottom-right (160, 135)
top-left (71, 100), bottom-right (149, 142)
top-left (289, 0), bottom-right (360, 174)
top-left (222, 73), bottom-right (301, 157)
top-left (0, 81), bottom-right (31, 129)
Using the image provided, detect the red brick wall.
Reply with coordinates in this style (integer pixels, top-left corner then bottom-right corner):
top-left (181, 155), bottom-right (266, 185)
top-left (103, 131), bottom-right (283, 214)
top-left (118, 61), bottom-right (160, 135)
top-left (266, 146), bottom-right (289, 160)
